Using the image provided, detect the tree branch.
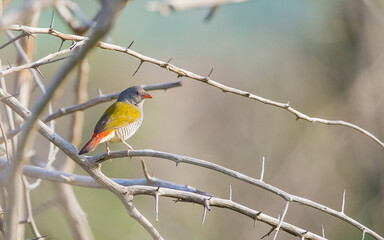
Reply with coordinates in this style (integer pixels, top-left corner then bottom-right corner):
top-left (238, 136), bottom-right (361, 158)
top-left (6, 24), bottom-right (384, 149)
top-left (88, 149), bottom-right (384, 240)
top-left (0, 157), bottom-right (325, 240)
top-left (42, 81), bottom-right (182, 122)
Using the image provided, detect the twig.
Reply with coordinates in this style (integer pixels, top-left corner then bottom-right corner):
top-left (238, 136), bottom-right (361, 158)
top-left (0, 114), bottom-right (10, 165)
top-left (0, 31), bottom-right (29, 49)
top-left (341, 189), bottom-right (346, 214)
top-left (42, 81), bottom-right (182, 122)
top-left (273, 201), bottom-right (290, 240)
top-left (0, 44), bottom-right (82, 78)
top-left (260, 156), bottom-right (265, 181)
top-left (22, 176), bottom-right (43, 239)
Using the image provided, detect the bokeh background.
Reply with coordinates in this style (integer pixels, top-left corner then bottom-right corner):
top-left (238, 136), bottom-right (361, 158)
top-left (2, 0), bottom-right (384, 239)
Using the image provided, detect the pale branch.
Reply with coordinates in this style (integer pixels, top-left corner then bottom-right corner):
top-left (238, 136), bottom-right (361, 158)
top-left (0, 114), bottom-right (9, 165)
top-left (146, 0), bottom-right (247, 16)
top-left (21, 176), bottom-right (43, 239)
top-left (0, 31), bottom-right (29, 50)
top-left (0, 41), bottom-right (84, 78)
top-left (130, 186), bottom-right (324, 240)
top-left (6, 24), bottom-right (384, 149)
top-left (88, 149), bottom-right (384, 240)
top-left (42, 81), bottom-right (182, 122)
top-left (7, 30), bottom-right (58, 182)
top-left (0, 124), bottom-right (22, 144)
top-left (0, 58), bottom-right (16, 151)
top-left (0, 158), bottom-right (326, 240)
top-left (273, 201), bottom-right (290, 240)
top-left (16, 161), bottom-right (210, 195)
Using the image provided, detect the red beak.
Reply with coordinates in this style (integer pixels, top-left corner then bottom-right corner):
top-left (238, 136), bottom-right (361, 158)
top-left (142, 92), bottom-right (152, 99)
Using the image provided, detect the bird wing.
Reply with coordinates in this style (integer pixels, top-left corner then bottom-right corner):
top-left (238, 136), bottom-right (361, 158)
top-left (94, 102), bottom-right (140, 133)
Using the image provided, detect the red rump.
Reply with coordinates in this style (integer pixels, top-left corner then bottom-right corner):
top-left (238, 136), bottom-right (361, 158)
top-left (78, 131), bottom-right (112, 155)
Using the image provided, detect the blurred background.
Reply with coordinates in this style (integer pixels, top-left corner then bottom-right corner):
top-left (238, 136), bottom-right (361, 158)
top-left (1, 0), bottom-right (384, 239)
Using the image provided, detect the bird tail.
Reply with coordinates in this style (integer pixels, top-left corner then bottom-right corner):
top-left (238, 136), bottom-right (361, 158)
top-left (79, 131), bottom-right (112, 155)
top-left (79, 133), bottom-right (101, 155)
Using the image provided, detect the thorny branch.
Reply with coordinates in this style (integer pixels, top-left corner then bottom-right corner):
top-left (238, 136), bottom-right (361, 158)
top-left (0, 157), bottom-right (325, 240)
top-left (6, 24), bottom-right (384, 150)
top-left (89, 149), bottom-right (384, 240)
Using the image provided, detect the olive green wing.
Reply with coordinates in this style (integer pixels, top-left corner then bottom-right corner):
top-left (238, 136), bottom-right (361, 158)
top-left (94, 102), bottom-right (140, 133)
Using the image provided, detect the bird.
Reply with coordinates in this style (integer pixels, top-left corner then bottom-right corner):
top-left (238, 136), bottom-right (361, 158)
top-left (78, 86), bottom-right (152, 155)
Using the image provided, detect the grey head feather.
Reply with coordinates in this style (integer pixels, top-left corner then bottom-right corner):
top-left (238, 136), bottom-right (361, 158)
top-left (117, 86), bottom-right (149, 106)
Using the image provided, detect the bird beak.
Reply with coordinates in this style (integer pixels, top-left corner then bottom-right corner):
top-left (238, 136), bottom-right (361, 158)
top-left (142, 92), bottom-right (152, 99)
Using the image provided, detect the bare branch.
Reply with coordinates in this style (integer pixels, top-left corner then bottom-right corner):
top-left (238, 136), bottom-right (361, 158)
top-left (0, 157), bottom-right (326, 240)
top-left (42, 81), bottom-right (182, 122)
top-left (146, 0), bottom-right (247, 16)
top-left (273, 201), bottom-right (290, 240)
top-left (7, 24), bottom-right (383, 149)
top-left (0, 43), bottom-right (83, 78)
top-left (88, 149), bottom-right (384, 240)
top-left (341, 189), bottom-right (346, 214)
top-left (22, 176), bottom-right (43, 239)
top-left (0, 114), bottom-right (10, 165)
top-left (260, 156), bottom-right (265, 181)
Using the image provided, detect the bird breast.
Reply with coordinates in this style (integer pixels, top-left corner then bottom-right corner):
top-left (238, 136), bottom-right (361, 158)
top-left (110, 114), bottom-right (143, 142)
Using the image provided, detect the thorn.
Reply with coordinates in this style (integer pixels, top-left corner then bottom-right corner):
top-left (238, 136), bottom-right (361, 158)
top-left (58, 39), bottom-right (65, 51)
top-left (97, 89), bottom-right (103, 96)
top-left (49, 9), bottom-right (55, 31)
top-left (361, 229), bottom-right (366, 240)
top-left (341, 189), bottom-right (346, 214)
top-left (229, 184), bottom-right (232, 201)
top-left (261, 226), bottom-right (276, 239)
top-left (140, 158), bottom-right (151, 182)
top-left (69, 40), bottom-right (77, 50)
top-left (321, 224), bottom-right (325, 238)
top-left (127, 41), bottom-right (134, 50)
top-left (204, 198), bottom-right (211, 211)
top-left (177, 74), bottom-right (182, 78)
top-left (132, 61), bottom-right (144, 76)
top-left (207, 68), bottom-right (214, 78)
top-left (34, 67), bottom-right (45, 79)
top-left (284, 101), bottom-right (290, 108)
top-left (175, 162), bottom-right (179, 167)
top-left (155, 192), bottom-right (159, 222)
top-left (201, 205), bottom-right (207, 227)
top-left (260, 156), bottom-right (265, 181)
top-left (167, 57), bottom-right (172, 63)
top-left (205, 5), bottom-right (219, 22)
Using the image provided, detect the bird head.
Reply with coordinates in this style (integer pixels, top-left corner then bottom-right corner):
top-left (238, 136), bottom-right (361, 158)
top-left (117, 86), bottom-right (152, 106)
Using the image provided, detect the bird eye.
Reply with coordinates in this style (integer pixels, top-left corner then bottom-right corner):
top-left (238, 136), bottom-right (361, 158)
top-left (135, 91), bottom-right (139, 95)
